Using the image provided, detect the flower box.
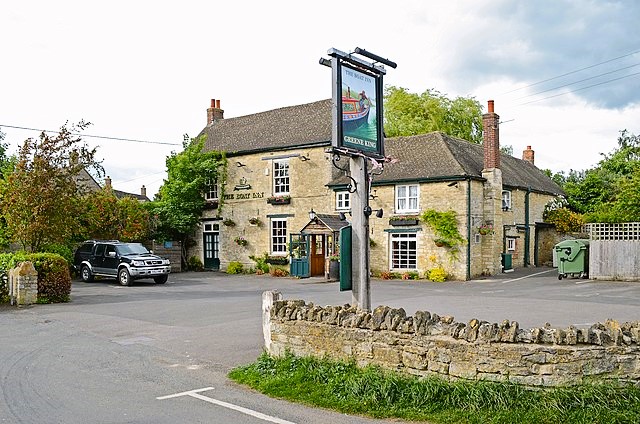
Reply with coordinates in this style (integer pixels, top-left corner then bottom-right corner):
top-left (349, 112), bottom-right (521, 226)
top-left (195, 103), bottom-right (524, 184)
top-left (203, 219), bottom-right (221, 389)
top-left (389, 218), bottom-right (419, 226)
top-left (267, 196), bottom-right (291, 205)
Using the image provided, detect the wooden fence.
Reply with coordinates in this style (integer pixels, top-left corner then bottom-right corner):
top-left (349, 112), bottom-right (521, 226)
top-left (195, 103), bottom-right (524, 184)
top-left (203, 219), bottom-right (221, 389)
top-left (586, 223), bottom-right (640, 281)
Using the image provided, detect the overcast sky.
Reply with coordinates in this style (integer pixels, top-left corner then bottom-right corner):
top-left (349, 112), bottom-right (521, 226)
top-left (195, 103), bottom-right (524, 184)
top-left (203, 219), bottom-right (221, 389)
top-left (1, 0), bottom-right (638, 199)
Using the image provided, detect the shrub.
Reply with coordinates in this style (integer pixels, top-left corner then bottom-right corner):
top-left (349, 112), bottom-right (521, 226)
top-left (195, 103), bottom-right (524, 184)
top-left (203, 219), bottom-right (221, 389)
top-left (227, 261), bottom-right (244, 274)
top-left (250, 253), bottom-right (271, 274)
top-left (187, 256), bottom-right (204, 271)
top-left (427, 266), bottom-right (447, 282)
top-left (0, 252), bottom-right (71, 303)
top-left (270, 267), bottom-right (289, 277)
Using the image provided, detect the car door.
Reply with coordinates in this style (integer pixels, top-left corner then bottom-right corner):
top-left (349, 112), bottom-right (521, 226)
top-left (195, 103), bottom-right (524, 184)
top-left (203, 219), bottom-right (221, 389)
top-left (91, 243), bottom-right (107, 274)
top-left (102, 244), bottom-right (119, 277)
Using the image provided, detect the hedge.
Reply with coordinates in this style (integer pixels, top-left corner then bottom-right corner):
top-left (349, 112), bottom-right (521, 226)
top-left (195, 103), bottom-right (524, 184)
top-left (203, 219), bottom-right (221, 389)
top-left (0, 252), bottom-right (71, 303)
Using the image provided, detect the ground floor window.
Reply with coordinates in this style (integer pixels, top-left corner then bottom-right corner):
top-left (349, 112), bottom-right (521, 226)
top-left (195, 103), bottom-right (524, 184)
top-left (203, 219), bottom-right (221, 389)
top-left (271, 218), bottom-right (287, 255)
top-left (390, 232), bottom-right (417, 270)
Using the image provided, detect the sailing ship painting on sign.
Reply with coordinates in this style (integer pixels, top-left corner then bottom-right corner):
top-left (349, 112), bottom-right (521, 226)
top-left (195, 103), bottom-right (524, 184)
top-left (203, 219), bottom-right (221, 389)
top-left (341, 64), bottom-right (379, 154)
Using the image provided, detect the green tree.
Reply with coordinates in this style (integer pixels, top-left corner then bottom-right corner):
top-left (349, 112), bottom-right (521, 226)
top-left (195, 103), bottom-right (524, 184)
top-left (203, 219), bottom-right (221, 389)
top-left (150, 135), bottom-right (226, 262)
top-left (384, 86), bottom-right (484, 143)
top-left (80, 188), bottom-right (151, 241)
top-left (0, 122), bottom-right (102, 251)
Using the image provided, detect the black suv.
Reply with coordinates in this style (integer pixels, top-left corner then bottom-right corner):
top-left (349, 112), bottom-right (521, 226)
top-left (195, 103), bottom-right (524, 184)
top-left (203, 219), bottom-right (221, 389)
top-left (73, 240), bottom-right (171, 286)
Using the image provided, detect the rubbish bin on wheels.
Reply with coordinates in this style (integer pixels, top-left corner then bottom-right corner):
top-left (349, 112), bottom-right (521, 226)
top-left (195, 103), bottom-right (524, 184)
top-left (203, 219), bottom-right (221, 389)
top-left (553, 239), bottom-right (590, 280)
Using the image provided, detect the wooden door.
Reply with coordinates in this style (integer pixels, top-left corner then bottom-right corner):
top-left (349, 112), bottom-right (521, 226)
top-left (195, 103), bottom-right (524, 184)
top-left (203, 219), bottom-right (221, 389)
top-left (310, 235), bottom-right (325, 276)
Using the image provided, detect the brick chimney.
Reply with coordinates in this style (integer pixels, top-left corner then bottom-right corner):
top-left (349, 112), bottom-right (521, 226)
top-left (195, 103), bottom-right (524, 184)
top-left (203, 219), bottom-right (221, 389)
top-left (105, 176), bottom-right (112, 189)
top-left (522, 145), bottom-right (535, 165)
top-left (482, 100), bottom-right (500, 170)
top-left (207, 99), bottom-right (224, 125)
top-left (141, 185), bottom-right (147, 197)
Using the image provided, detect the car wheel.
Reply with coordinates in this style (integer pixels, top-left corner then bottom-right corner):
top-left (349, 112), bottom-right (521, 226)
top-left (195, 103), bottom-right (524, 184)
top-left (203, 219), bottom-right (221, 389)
top-left (118, 268), bottom-right (131, 286)
top-left (81, 265), bottom-right (94, 282)
top-left (154, 275), bottom-right (168, 284)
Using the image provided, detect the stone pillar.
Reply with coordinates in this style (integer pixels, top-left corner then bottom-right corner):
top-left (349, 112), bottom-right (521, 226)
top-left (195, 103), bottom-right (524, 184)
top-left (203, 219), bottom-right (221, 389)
top-left (262, 290), bottom-right (282, 354)
top-left (10, 261), bottom-right (38, 306)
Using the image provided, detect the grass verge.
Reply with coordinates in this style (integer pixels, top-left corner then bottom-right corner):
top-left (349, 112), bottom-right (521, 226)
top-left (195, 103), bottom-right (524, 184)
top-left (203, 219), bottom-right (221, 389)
top-left (229, 352), bottom-right (640, 424)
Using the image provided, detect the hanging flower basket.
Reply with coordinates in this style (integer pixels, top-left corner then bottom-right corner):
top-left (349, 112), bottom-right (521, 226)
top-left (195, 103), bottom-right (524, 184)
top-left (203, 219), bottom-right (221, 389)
top-left (267, 195), bottom-right (291, 205)
top-left (234, 236), bottom-right (248, 246)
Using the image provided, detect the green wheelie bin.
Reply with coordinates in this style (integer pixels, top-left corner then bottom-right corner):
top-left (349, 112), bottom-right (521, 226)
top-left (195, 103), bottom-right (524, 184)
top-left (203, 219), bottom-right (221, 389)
top-left (554, 239), bottom-right (590, 280)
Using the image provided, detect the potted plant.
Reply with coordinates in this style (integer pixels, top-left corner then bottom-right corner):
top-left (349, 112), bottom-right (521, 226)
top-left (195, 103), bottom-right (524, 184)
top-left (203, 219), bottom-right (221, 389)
top-left (389, 215), bottom-right (420, 226)
top-left (329, 255), bottom-right (340, 281)
top-left (234, 236), bottom-right (248, 246)
top-left (478, 223), bottom-right (494, 235)
top-left (267, 195), bottom-right (291, 205)
top-left (249, 217), bottom-right (262, 226)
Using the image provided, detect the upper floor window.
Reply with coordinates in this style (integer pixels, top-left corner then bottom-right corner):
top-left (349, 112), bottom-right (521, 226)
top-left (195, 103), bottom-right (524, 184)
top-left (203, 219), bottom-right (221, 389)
top-left (336, 191), bottom-right (351, 211)
top-left (395, 184), bottom-right (419, 213)
top-left (204, 178), bottom-right (218, 201)
top-left (502, 190), bottom-right (512, 211)
top-left (273, 160), bottom-right (290, 195)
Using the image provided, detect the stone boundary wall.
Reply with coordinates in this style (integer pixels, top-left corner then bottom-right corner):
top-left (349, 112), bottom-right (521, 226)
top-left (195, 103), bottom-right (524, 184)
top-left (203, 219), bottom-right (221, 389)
top-left (264, 293), bottom-right (640, 387)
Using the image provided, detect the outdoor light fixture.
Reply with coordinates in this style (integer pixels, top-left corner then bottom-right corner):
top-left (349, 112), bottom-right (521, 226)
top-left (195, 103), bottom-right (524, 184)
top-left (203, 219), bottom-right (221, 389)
top-left (236, 161), bottom-right (246, 167)
top-left (309, 209), bottom-right (317, 221)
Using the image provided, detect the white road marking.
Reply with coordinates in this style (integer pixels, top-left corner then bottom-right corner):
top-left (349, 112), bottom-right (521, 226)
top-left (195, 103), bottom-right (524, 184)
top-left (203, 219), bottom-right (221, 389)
top-left (500, 269), bottom-right (555, 284)
top-left (157, 387), bottom-right (297, 424)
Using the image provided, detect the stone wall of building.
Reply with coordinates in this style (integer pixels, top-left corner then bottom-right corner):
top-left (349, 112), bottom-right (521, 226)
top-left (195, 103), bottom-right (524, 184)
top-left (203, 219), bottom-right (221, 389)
top-left (265, 295), bottom-right (640, 387)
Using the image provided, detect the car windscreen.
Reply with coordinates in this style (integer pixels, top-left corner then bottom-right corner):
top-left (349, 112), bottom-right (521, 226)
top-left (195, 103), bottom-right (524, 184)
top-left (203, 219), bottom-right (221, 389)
top-left (117, 244), bottom-right (150, 255)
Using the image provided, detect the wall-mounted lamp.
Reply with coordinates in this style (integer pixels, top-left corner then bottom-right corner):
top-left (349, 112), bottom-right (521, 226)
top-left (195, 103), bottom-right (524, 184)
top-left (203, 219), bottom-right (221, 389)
top-left (369, 189), bottom-right (378, 200)
top-left (309, 209), bottom-right (317, 221)
top-left (363, 207), bottom-right (384, 218)
top-left (236, 161), bottom-right (246, 167)
top-left (338, 211), bottom-right (352, 221)
top-left (299, 154), bottom-right (310, 162)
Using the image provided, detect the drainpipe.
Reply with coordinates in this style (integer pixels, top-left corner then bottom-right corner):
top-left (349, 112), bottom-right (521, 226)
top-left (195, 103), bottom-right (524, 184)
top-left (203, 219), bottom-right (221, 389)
top-left (524, 186), bottom-right (531, 267)
top-left (466, 177), bottom-right (471, 280)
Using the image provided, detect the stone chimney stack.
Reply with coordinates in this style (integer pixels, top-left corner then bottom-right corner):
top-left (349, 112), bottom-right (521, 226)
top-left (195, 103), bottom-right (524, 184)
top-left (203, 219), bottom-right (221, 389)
top-left (522, 145), bottom-right (535, 165)
top-left (141, 185), bottom-right (147, 197)
top-left (207, 98), bottom-right (224, 125)
top-left (482, 100), bottom-right (500, 170)
top-left (105, 176), bottom-right (112, 189)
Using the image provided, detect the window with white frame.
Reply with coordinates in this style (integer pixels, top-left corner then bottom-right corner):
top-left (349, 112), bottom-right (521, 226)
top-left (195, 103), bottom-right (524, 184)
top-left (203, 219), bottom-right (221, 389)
top-left (336, 191), bottom-right (350, 211)
top-left (273, 160), bottom-right (290, 195)
top-left (507, 237), bottom-right (516, 251)
top-left (502, 190), bottom-right (512, 211)
top-left (204, 178), bottom-right (218, 201)
top-left (395, 184), bottom-right (419, 213)
top-left (390, 232), bottom-right (417, 270)
top-left (271, 218), bottom-right (288, 255)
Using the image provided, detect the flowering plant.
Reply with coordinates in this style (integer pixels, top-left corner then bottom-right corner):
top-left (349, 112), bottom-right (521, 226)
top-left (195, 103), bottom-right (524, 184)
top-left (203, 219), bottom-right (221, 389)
top-left (234, 236), bottom-right (248, 246)
top-left (478, 223), bottom-right (494, 235)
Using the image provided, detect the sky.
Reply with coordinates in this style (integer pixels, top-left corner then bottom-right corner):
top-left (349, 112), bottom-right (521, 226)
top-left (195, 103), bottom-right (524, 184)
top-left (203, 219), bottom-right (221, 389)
top-left (1, 0), bottom-right (639, 199)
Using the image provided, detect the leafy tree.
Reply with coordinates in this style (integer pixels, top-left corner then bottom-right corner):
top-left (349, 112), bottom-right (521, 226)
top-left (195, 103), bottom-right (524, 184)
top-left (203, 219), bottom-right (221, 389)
top-left (150, 135), bottom-right (226, 262)
top-left (80, 188), bottom-right (151, 241)
top-left (0, 121), bottom-right (102, 251)
top-left (384, 86), bottom-right (484, 143)
top-left (546, 130), bottom-right (640, 222)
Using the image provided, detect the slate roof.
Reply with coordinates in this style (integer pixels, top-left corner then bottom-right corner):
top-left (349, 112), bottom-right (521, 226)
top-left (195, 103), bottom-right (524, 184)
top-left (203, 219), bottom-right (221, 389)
top-left (200, 99), bottom-right (332, 154)
top-left (199, 99), bottom-right (563, 196)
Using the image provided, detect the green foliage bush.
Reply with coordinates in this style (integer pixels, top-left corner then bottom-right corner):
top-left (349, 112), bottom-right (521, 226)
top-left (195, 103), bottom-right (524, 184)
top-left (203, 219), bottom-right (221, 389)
top-left (187, 255), bottom-right (204, 271)
top-left (0, 252), bottom-right (71, 303)
top-left (226, 261), bottom-right (243, 274)
top-left (427, 266), bottom-right (447, 282)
